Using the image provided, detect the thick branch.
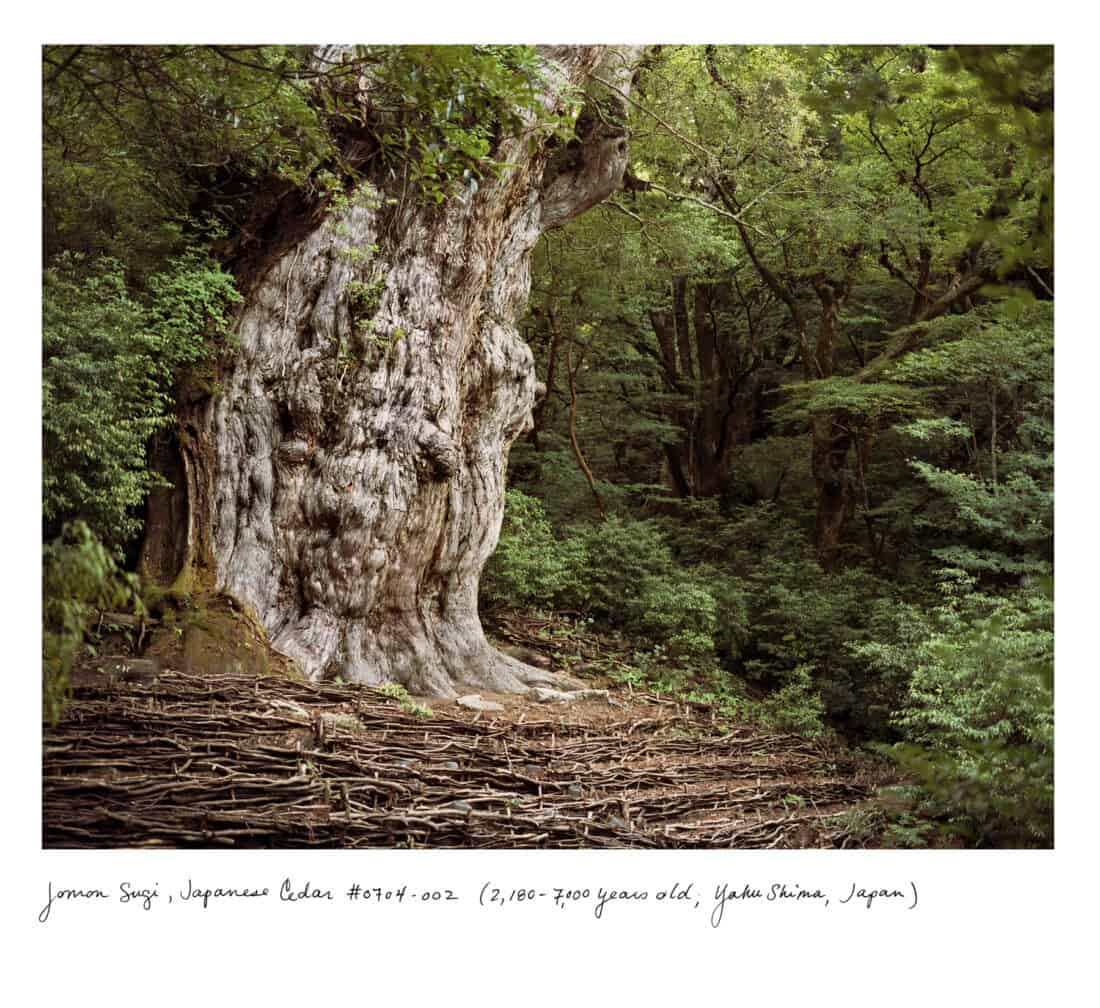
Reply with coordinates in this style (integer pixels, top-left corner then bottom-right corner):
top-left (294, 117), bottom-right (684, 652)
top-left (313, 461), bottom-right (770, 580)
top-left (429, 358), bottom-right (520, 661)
top-left (540, 47), bottom-right (647, 231)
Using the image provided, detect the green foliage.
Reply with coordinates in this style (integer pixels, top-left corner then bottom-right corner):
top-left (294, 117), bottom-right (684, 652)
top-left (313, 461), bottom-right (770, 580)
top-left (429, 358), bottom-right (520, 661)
top-left (754, 665), bottom-right (828, 736)
top-left (378, 682), bottom-right (433, 719)
top-left (42, 252), bottom-right (240, 550)
top-left (719, 508), bottom-right (915, 736)
top-left (561, 518), bottom-right (725, 688)
top-left (889, 302), bottom-right (1053, 579)
top-left (888, 303), bottom-right (1053, 390)
top-left (481, 490), bottom-right (588, 610)
top-left (363, 45), bottom-right (566, 204)
top-left (43, 45), bottom-right (335, 267)
top-left (855, 577), bottom-right (1052, 846)
top-left (42, 522), bottom-right (141, 725)
top-left (564, 516), bottom-right (671, 620)
top-left (880, 808), bottom-right (937, 849)
top-left (771, 377), bottom-right (923, 429)
top-left (485, 496), bottom-right (728, 692)
top-left (898, 589), bottom-right (1052, 745)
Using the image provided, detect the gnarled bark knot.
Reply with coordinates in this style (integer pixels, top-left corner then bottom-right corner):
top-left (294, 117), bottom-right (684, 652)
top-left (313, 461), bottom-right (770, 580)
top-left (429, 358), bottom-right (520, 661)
top-left (169, 46), bottom-right (644, 697)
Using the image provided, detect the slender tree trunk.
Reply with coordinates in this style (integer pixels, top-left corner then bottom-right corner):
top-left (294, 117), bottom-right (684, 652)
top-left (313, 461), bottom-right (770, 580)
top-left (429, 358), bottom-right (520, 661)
top-left (691, 279), bottom-right (761, 498)
top-left (672, 276), bottom-right (694, 382)
top-left (811, 414), bottom-right (854, 567)
top-left (148, 46), bottom-right (642, 695)
top-left (989, 384), bottom-right (998, 494)
top-left (647, 279), bottom-right (761, 499)
top-left (565, 341), bottom-right (607, 518)
top-left (809, 275), bottom-right (856, 566)
top-left (649, 305), bottom-right (694, 496)
top-left (691, 281), bottom-right (721, 497)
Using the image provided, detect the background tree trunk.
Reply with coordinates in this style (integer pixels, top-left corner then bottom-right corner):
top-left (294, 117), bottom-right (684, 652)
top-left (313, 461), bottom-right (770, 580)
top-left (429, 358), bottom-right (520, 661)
top-left (808, 273), bottom-right (854, 566)
top-left (166, 46), bottom-right (642, 695)
top-left (645, 279), bottom-right (762, 499)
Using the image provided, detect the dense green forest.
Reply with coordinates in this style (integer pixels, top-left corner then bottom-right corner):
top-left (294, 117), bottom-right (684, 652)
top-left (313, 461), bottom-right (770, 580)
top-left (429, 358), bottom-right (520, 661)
top-left (42, 44), bottom-right (1053, 848)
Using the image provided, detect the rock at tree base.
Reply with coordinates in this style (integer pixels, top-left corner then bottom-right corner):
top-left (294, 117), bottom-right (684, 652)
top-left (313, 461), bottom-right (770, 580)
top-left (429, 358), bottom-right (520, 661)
top-left (456, 694), bottom-right (506, 713)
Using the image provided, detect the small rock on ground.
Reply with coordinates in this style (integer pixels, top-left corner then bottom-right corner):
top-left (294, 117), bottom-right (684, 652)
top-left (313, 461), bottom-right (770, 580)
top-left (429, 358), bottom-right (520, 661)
top-left (456, 694), bottom-right (505, 713)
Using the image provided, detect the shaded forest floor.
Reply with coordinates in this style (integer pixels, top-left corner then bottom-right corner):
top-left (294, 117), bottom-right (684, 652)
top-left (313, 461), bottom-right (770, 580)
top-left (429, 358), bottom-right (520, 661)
top-left (43, 608), bottom-right (894, 849)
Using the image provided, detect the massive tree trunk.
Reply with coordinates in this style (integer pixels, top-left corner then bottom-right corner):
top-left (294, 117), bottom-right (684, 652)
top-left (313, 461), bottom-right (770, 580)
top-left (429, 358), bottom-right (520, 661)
top-left (150, 45), bottom-right (642, 695)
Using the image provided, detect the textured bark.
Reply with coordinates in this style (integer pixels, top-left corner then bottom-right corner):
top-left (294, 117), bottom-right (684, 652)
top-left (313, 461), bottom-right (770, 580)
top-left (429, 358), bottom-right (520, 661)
top-left (140, 402), bottom-right (218, 586)
top-left (173, 46), bottom-right (641, 695)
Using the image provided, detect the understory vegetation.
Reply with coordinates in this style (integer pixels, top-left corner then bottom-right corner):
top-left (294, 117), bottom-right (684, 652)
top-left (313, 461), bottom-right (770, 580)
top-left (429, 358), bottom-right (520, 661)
top-left (42, 44), bottom-right (1053, 847)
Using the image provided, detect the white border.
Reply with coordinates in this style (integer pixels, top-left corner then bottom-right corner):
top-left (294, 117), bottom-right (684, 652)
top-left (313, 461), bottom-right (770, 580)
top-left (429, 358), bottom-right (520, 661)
top-left (8, 3), bottom-right (1094, 1001)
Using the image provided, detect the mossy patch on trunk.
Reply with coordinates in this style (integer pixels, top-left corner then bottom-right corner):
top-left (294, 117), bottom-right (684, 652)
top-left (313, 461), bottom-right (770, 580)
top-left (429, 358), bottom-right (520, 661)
top-left (144, 589), bottom-right (304, 681)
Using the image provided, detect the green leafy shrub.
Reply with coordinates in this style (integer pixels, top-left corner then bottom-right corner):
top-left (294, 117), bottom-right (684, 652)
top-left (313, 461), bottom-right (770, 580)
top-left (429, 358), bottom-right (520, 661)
top-left (43, 521), bottom-right (141, 724)
top-left (889, 302), bottom-right (1054, 581)
top-left (481, 489), bottom-right (587, 609)
top-left (485, 500), bottom-right (731, 692)
top-left (563, 515), bottom-right (674, 621)
top-left (379, 682), bottom-right (433, 719)
top-left (755, 664), bottom-right (829, 736)
top-left (563, 518), bottom-right (726, 672)
top-left (855, 578), bottom-right (1053, 846)
top-left (42, 252), bottom-right (240, 551)
top-left (699, 504), bottom-right (909, 737)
